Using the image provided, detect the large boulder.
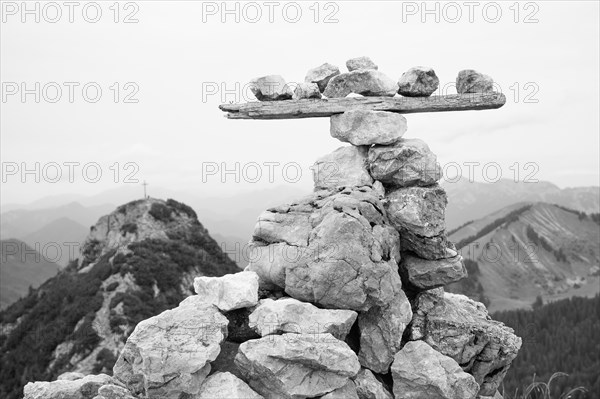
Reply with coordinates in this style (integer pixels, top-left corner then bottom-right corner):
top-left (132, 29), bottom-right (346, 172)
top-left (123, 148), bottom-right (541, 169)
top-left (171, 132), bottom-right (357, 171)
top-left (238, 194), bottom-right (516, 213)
top-left (346, 56), bottom-right (378, 71)
top-left (398, 66), bottom-right (439, 97)
top-left (112, 296), bottom-right (228, 399)
top-left (456, 70), bottom-right (494, 94)
top-left (330, 110), bottom-right (407, 146)
top-left (384, 185), bottom-right (454, 259)
top-left (24, 374), bottom-right (113, 399)
top-left (391, 341), bottom-right (480, 399)
top-left (197, 372), bottom-right (263, 398)
top-left (324, 70), bottom-right (398, 98)
top-left (368, 139), bottom-right (442, 188)
top-left (249, 297), bottom-right (357, 339)
top-left (247, 186), bottom-right (402, 312)
top-left (400, 252), bottom-right (466, 290)
top-left (250, 75), bottom-right (293, 101)
top-left (358, 288), bottom-right (412, 373)
top-left (410, 291), bottom-right (522, 396)
top-left (305, 63), bottom-right (341, 92)
top-left (313, 146), bottom-right (373, 190)
top-left (193, 271), bottom-right (259, 312)
top-left (353, 368), bottom-right (393, 399)
top-left (235, 333), bottom-right (360, 399)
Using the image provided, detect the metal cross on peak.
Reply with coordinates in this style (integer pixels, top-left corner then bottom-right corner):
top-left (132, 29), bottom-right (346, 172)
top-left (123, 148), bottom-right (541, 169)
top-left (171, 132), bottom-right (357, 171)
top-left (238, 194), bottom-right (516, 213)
top-left (142, 181), bottom-right (149, 199)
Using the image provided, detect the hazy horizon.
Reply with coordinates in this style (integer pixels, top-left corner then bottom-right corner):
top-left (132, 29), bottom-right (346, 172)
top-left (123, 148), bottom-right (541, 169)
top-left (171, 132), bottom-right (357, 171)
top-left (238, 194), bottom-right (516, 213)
top-left (2, 1), bottom-right (599, 207)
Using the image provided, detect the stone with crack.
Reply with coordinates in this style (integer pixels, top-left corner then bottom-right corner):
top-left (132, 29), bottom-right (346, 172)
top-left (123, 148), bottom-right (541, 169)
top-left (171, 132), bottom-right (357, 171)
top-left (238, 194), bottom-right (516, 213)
top-left (353, 368), bottom-right (393, 399)
top-left (400, 252), bottom-right (467, 290)
top-left (384, 185), bottom-right (454, 259)
top-left (235, 333), bottom-right (360, 399)
top-left (112, 296), bottom-right (228, 399)
top-left (193, 271), bottom-right (259, 312)
top-left (330, 110), bottom-right (407, 146)
top-left (368, 139), bottom-right (442, 188)
top-left (249, 297), bottom-right (357, 339)
top-left (358, 283), bottom-right (413, 373)
top-left (391, 340), bottom-right (480, 399)
top-left (409, 291), bottom-right (522, 396)
top-left (312, 146), bottom-right (374, 190)
top-left (324, 70), bottom-right (398, 98)
top-left (246, 186), bottom-right (401, 312)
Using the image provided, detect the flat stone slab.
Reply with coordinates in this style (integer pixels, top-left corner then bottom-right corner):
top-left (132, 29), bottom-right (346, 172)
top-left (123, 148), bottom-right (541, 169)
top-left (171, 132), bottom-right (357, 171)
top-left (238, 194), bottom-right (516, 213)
top-left (219, 93), bottom-right (505, 119)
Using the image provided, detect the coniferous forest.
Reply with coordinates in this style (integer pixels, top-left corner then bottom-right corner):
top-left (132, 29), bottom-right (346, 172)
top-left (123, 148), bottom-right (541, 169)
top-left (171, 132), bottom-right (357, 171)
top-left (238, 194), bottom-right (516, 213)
top-left (493, 295), bottom-right (600, 399)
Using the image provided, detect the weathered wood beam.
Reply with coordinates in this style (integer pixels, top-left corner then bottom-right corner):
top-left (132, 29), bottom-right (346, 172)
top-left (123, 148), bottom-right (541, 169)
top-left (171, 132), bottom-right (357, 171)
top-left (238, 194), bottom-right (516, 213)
top-left (219, 93), bottom-right (506, 120)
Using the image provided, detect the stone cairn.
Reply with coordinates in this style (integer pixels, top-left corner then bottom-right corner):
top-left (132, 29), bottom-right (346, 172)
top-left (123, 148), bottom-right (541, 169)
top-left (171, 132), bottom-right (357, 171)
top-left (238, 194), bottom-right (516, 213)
top-left (24, 58), bottom-right (519, 399)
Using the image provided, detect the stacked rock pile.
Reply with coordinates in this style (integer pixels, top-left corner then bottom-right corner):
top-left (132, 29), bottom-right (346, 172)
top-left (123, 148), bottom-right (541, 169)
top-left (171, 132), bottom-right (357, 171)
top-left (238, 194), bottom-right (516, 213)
top-left (23, 57), bottom-right (518, 399)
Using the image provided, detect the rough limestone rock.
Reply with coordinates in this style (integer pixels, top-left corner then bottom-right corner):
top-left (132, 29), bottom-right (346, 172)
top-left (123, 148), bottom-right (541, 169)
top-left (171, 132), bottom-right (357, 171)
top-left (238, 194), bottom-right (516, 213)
top-left (193, 271), bottom-right (259, 312)
top-left (312, 146), bottom-right (374, 190)
top-left (235, 333), bottom-right (360, 399)
top-left (330, 110), bottom-right (407, 146)
top-left (410, 291), bottom-right (522, 396)
top-left (353, 368), bottom-right (393, 399)
top-left (249, 297), bottom-right (357, 339)
top-left (57, 372), bottom-right (86, 381)
top-left (293, 82), bottom-right (322, 99)
top-left (456, 70), bottom-right (494, 94)
top-left (346, 56), bottom-right (378, 71)
top-left (398, 66), bottom-right (440, 97)
top-left (358, 287), bottom-right (412, 373)
top-left (250, 75), bottom-right (293, 101)
top-left (321, 380), bottom-right (360, 399)
top-left (247, 186), bottom-right (402, 311)
top-left (197, 372), bottom-right (263, 399)
top-left (400, 252), bottom-right (466, 290)
top-left (391, 341), bottom-right (480, 399)
top-left (324, 70), bottom-right (398, 98)
top-left (368, 139), bottom-right (442, 188)
top-left (113, 296), bottom-right (228, 399)
top-left (305, 63), bottom-right (341, 92)
top-left (24, 374), bottom-right (113, 399)
top-left (384, 185), bottom-right (453, 259)
top-left (97, 384), bottom-right (135, 399)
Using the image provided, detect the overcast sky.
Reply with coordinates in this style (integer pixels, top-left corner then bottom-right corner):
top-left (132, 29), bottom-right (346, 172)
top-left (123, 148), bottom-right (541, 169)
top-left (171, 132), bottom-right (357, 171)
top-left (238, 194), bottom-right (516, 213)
top-left (1, 0), bottom-right (599, 206)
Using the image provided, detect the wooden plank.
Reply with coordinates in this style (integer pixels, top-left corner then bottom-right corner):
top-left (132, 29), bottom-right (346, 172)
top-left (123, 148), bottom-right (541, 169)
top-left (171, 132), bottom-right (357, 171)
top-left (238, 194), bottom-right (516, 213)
top-left (219, 93), bottom-right (506, 120)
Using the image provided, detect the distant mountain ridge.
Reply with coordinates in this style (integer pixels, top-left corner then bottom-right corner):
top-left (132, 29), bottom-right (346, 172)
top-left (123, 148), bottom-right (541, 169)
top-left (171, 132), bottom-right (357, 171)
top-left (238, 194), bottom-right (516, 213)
top-left (0, 198), bottom-right (240, 399)
top-left (447, 202), bottom-right (600, 312)
top-left (443, 178), bottom-right (599, 229)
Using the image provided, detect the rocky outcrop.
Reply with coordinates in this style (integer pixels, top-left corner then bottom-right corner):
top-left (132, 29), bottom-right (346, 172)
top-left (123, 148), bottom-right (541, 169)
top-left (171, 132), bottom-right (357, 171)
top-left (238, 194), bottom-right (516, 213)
top-left (330, 110), bottom-right (407, 146)
top-left (247, 185), bottom-right (401, 311)
top-left (391, 341), bottom-right (480, 399)
top-left (112, 296), bottom-right (228, 398)
top-left (235, 333), bottom-right (360, 398)
top-left (249, 297), bottom-right (357, 339)
top-left (410, 291), bottom-right (522, 396)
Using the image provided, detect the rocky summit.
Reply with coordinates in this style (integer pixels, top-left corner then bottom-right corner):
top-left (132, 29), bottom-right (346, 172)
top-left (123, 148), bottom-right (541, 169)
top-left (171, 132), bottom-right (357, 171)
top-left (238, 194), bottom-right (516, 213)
top-left (17, 57), bottom-right (517, 399)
